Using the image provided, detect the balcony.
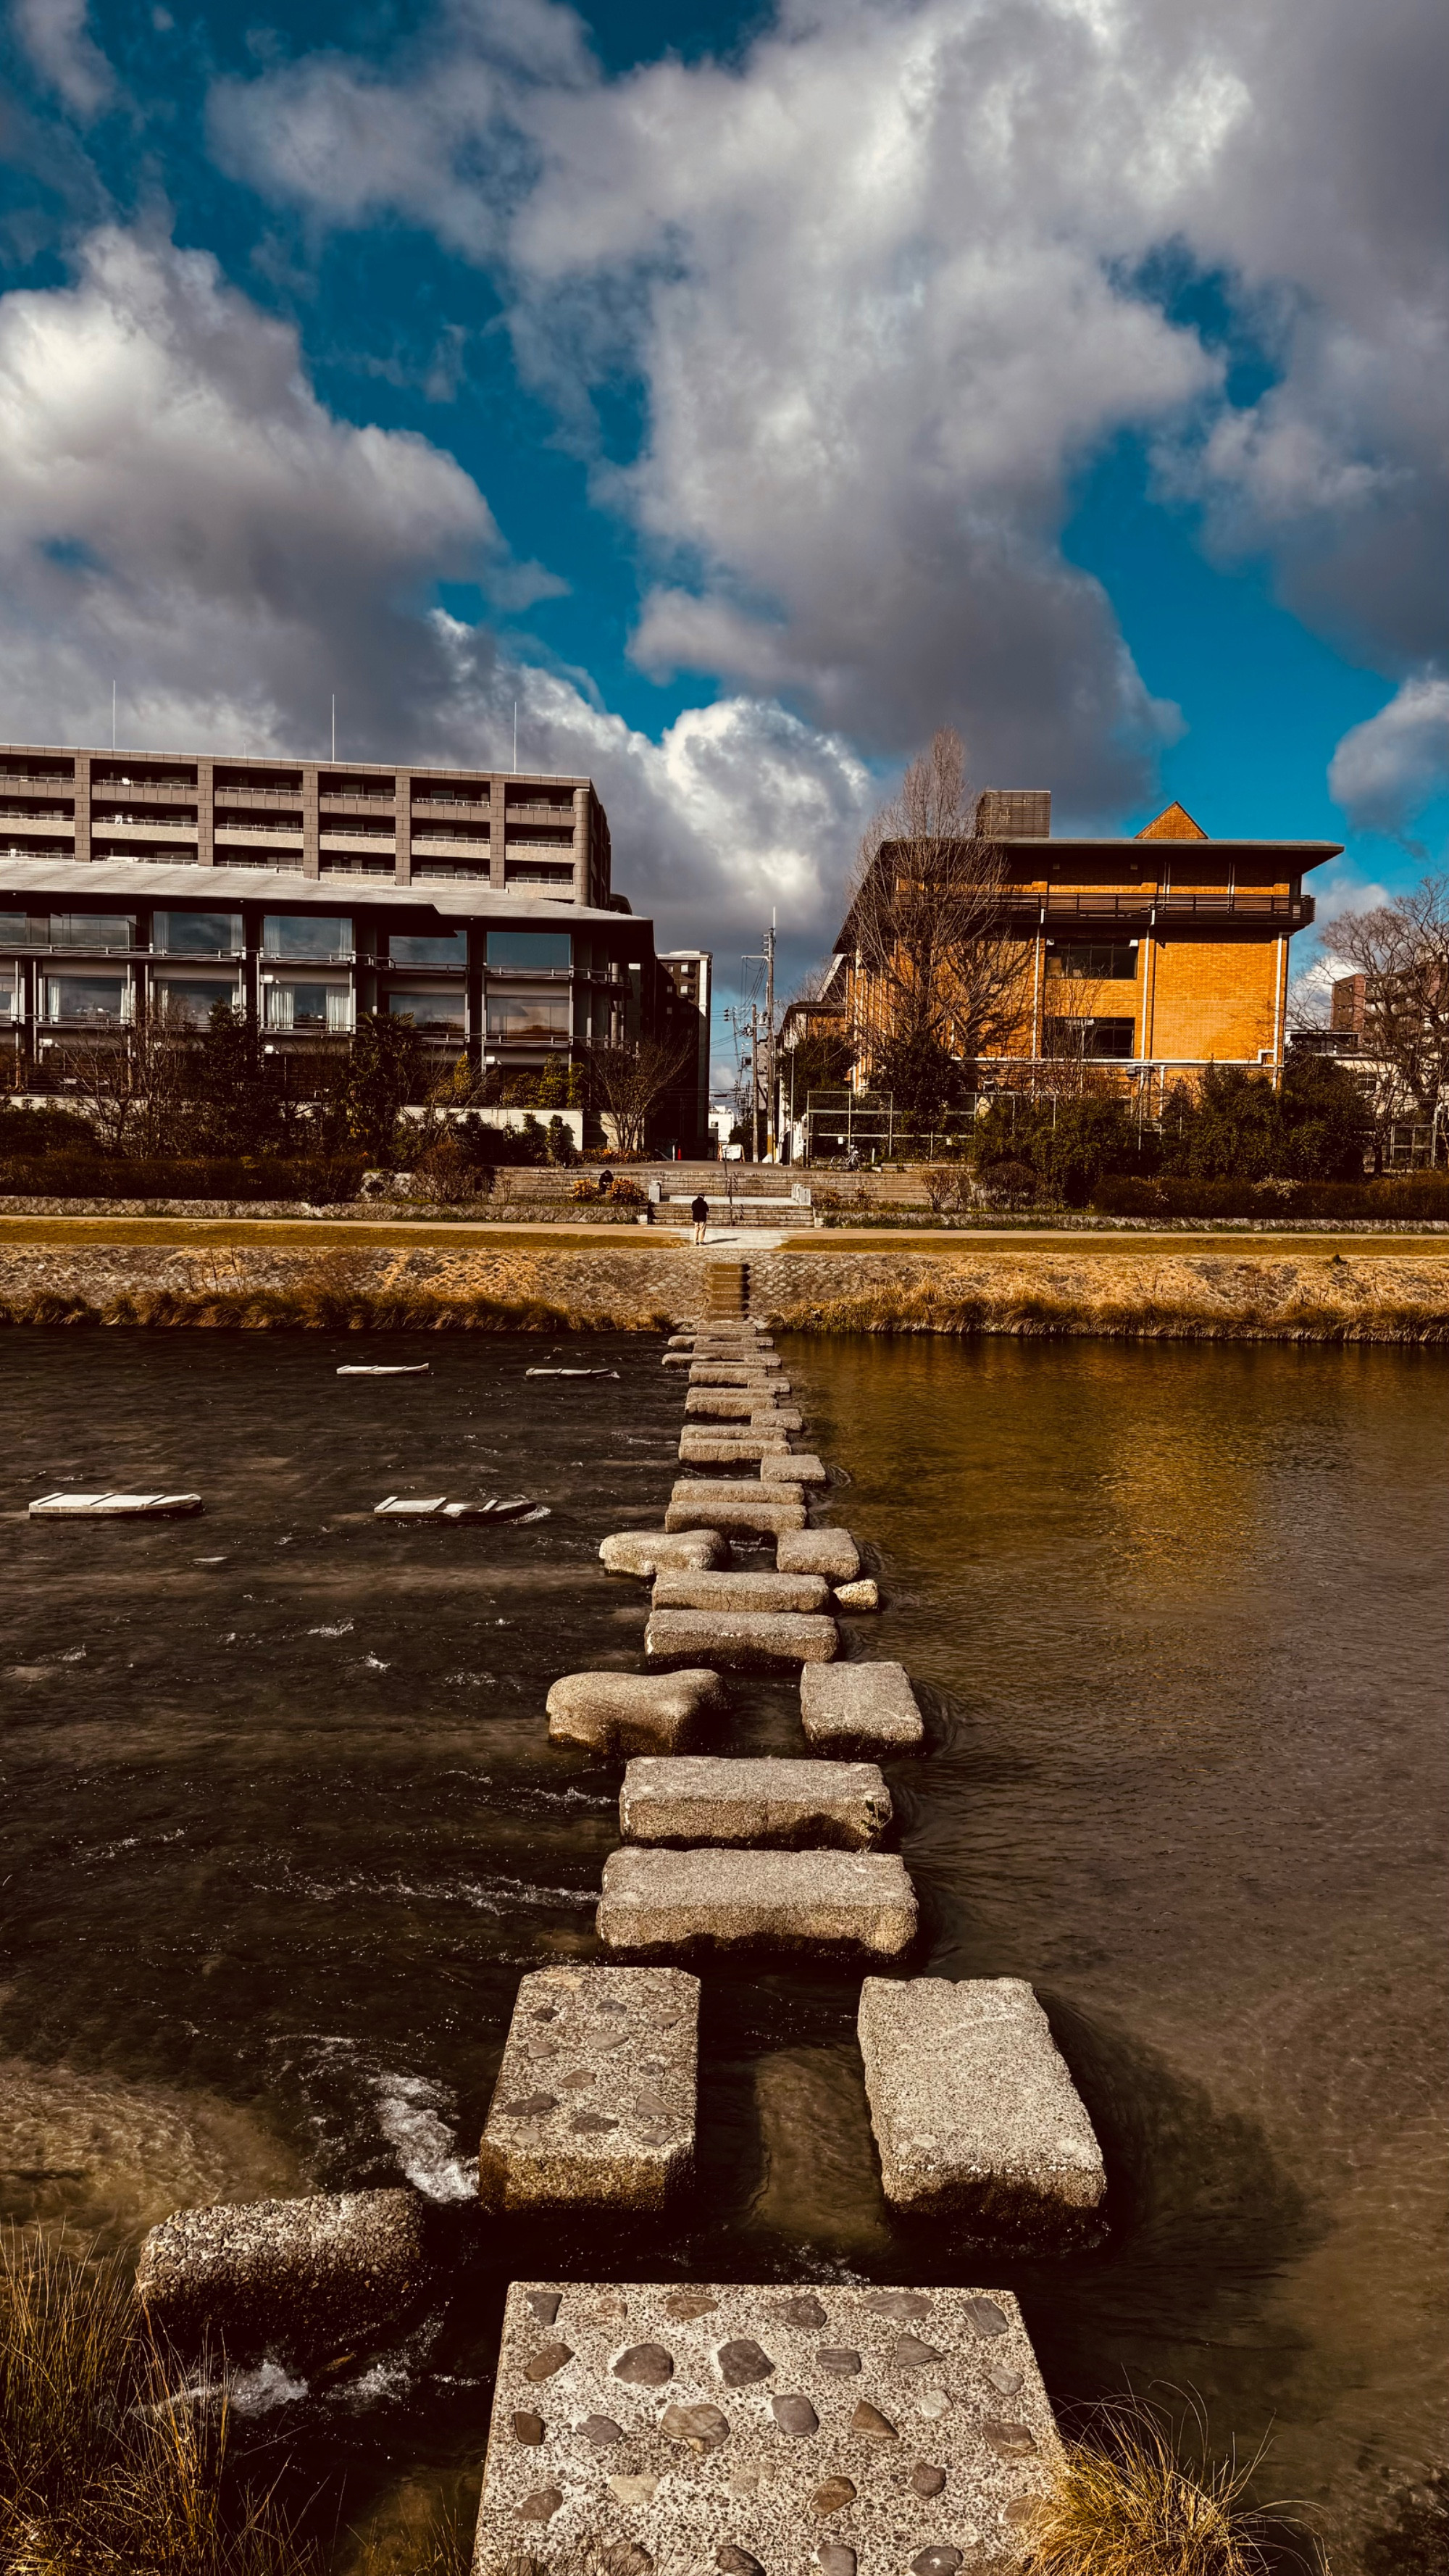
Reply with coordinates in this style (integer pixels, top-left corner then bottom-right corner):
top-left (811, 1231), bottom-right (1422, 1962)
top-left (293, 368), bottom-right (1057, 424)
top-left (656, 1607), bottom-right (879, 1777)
top-left (1009, 888), bottom-right (1314, 927)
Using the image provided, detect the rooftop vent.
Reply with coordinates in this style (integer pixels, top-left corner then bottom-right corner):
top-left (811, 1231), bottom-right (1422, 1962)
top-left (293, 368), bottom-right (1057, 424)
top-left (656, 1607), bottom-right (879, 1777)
top-left (975, 788), bottom-right (1051, 839)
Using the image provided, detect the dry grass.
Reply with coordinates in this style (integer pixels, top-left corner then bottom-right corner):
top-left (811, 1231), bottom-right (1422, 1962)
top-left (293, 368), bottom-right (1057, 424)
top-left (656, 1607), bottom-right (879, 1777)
top-left (769, 1264), bottom-right (1449, 1344)
top-left (0, 1285), bottom-right (673, 1335)
top-left (1030, 2404), bottom-right (1287, 2576)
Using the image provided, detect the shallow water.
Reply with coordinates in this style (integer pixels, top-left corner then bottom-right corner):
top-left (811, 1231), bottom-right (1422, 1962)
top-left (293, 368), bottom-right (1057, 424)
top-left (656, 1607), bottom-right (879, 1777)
top-left (1, 1331), bottom-right (1445, 2567)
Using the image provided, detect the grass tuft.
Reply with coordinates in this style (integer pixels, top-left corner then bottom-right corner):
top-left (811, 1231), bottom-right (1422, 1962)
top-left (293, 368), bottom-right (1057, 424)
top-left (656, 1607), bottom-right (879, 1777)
top-left (1030, 2403), bottom-right (1284, 2576)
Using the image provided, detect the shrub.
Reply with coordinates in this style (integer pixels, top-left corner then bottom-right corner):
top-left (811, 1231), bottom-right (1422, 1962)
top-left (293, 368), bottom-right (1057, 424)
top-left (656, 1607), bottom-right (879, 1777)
top-left (1030, 2402), bottom-right (1274, 2576)
top-left (0, 1154), bottom-right (368, 1202)
top-left (605, 1175), bottom-right (646, 1205)
top-left (974, 1156), bottom-right (1039, 1209)
top-left (922, 1162), bottom-right (966, 1214)
top-left (1091, 1173), bottom-right (1449, 1220)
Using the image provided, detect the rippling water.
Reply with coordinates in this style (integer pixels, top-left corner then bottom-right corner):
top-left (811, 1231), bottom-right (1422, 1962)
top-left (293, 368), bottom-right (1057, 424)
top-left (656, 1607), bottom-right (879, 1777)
top-left (1, 1331), bottom-right (1445, 2567)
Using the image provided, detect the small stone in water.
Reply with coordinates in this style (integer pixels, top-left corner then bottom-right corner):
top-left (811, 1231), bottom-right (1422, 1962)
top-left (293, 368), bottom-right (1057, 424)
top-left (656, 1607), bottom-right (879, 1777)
top-left (911, 2464), bottom-right (948, 2496)
top-left (817, 2348), bottom-right (861, 2374)
top-left (772, 2394), bottom-right (819, 2435)
top-left (813, 2479), bottom-right (858, 2516)
top-left (523, 2342), bottom-right (573, 2382)
top-left (717, 2337), bottom-right (774, 2386)
top-left (511, 2410), bottom-right (545, 2443)
top-left (614, 2342), bottom-right (674, 2385)
top-left (851, 2401), bottom-right (898, 2438)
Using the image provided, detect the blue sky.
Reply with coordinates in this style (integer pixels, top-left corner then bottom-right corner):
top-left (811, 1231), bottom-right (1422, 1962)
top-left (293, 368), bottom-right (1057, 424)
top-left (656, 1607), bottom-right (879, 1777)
top-left (0, 0), bottom-right (1444, 1024)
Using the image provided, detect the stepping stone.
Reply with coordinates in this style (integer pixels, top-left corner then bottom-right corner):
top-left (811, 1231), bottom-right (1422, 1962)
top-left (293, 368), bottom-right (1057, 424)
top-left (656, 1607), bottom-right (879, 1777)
top-left (760, 1452), bottom-right (828, 1484)
top-left (599, 1530), bottom-right (727, 1579)
top-left (620, 1755), bottom-right (892, 1850)
top-left (685, 1390), bottom-right (769, 1420)
top-left (687, 1364), bottom-right (785, 1385)
top-left (667, 1483), bottom-right (806, 1537)
top-left (547, 1669), bottom-right (726, 1754)
top-left (835, 1578), bottom-right (882, 1611)
top-left (678, 1432), bottom-right (793, 1465)
top-left (29, 1491), bottom-right (203, 1519)
top-left (661, 1351), bottom-right (696, 1368)
top-left (479, 1965), bottom-right (698, 2212)
top-left (755, 1406), bottom-right (804, 1433)
top-left (857, 1977), bottom-right (1106, 2232)
top-left (778, 1528), bottom-right (862, 1583)
top-left (597, 1847), bottom-right (917, 1957)
top-left (652, 1568), bottom-right (832, 1615)
top-left (472, 2279), bottom-right (1060, 2576)
top-left (646, 1608), bottom-right (838, 1669)
top-left (801, 1662), bottom-right (925, 1754)
top-left (137, 2188), bottom-right (431, 2369)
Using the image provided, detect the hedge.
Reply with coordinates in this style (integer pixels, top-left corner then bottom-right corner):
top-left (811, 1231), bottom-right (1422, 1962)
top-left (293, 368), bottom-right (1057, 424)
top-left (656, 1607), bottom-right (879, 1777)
top-left (1090, 1174), bottom-right (1449, 1221)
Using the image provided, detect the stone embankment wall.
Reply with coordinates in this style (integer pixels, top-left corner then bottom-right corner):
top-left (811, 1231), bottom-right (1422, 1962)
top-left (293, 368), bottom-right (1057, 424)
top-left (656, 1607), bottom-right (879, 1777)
top-left (2, 1237), bottom-right (1449, 1339)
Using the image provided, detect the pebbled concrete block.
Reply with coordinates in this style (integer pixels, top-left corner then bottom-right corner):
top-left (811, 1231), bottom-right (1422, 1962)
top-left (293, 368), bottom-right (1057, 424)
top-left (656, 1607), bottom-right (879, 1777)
top-left (667, 1483), bottom-right (806, 1537)
top-left (778, 1528), bottom-right (862, 1584)
top-left (653, 1568), bottom-right (832, 1615)
top-left (621, 1755), bottom-right (891, 1850)
top-left (600, 1530), bottom-right (727, 1579)
top-left (801, 1662), bottom-right (925, 1754)
top-left (472, 2277), bottom-right (1061, 2576)
top-left (547, 1668), bottom-right (726, 1754)
top-left (136, 2188), bottom-right (432, 2369)
top-left (856, 1977), bottom-right (1106, 2233)
top-left (598, 1846), bottom-right (917, 1958)
top-left (479, 1965), bottom-right (698, 2212)
top-left (646, 1607), bottom-right (839, 1669)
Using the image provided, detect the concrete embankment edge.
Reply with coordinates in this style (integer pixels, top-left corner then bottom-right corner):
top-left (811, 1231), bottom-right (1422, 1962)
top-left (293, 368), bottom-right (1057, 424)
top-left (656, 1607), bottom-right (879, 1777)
top-left (2, 1234), bottom-right (1449, 1340)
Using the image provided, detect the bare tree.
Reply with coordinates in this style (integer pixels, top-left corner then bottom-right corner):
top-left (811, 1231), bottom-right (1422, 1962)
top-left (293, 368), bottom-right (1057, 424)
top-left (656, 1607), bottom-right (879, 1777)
top-left (585, 1035), bottom-right (696, 1156)
top-left (62, 1013), bottom-right (194, 1159)
top-left (843, 728), bottom-right (1030, 1082)
top-left (1322, 876), bottom-right (1449, 1122)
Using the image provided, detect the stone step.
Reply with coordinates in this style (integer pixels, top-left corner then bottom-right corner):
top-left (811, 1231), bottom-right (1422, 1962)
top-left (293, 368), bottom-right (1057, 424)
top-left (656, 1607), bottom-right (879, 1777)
top-left (801, 1660), bottom-right (925, 1753)
top-left (678, 1432), bottom-right (793, 1465)
top-left (473, 2278), bottom-right (1061, 2576)
top-left (478, 1965), bottom-right (699, 2213)
top-left (136, 2188), bottom-right (430, 2370)
top-left (646, 1607), bottom-right (839, 1668)
top-left (546, 1667), bottom-right (726, 1754)
top-left (667, 1483), bottom-right (806, 1537)
top-left (652, 1568), bottom-right (832, 1616)
top-left (760, 1451), bottom-right (828, 1483)
top-left (685, 1364), bottom-right (785, 1385)
top-left (684, 1388), bottom-right (784, 1420)
top-left (620, 1754), bottom-right (891, 1850)
top-left (599, 1530), bottom-right (727, 1579)
top-left (777, 1527), bottom-right (862, 1583)
top-left (597, 1846), bottom-right (918, 1957)
top-left (857, 1977), bottom-right (1106, 2231)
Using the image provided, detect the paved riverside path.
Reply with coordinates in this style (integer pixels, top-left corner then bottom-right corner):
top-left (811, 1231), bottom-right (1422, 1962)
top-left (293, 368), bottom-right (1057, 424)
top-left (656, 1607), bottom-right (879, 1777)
top-left (472, 2277), bottom-right (1061, 2576)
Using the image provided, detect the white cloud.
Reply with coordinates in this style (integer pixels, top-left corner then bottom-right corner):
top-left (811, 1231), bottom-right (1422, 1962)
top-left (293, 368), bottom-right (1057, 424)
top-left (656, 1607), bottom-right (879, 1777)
top-left (0, 224), bottom-right (868, 949)
top-left (1327, 673), bottom-right (1449, 838)
top-left (10, 0), bottom-right (113, 117)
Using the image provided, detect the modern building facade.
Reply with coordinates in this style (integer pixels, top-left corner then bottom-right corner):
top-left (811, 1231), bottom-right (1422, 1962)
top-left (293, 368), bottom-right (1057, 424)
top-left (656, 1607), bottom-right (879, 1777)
top-left (0, 741), bottom-right (711, 1150)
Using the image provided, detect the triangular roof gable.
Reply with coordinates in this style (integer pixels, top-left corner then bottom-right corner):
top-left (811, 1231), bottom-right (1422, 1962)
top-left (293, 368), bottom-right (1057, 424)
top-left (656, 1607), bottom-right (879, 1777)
top-left (1136, 801), bottom-right (1207, 841)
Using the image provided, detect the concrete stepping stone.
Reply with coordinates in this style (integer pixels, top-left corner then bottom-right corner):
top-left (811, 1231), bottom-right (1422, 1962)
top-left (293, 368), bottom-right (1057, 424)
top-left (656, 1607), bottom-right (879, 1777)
top-left (137, 2188), bottom-right (431, 2369)
top-left (678, 1432), bottom-right (793, 1465)
top-left (597, 1846), bottom-right (917, 1956)
top-left (687, 1363), bottom-right (785, 1384)
top-left (755, 1406), bottom-right (805, 1433)
top-left (652, 1568), bottom-right (832, 1615)
top-left (685, 1389), bottom-right (772, 1420)
top-left (667, 1483), bottom-right (806, 1537)
top-left (547, 1668), bottom-right (726, 1754)
top-left (479, 1965), bottom-right (698, 2212)
top-left (801, 1661), bottom-right (925, 1754)
top-left (599, 1530), bottom-right (727, 1578)
top-left (760, 1451), bottom-right (829, 1483)
top-left (472, 2277), bottom-right (1060, 2576)
top-left (778, 1527), bottom-right (862, 1583)
top-left (857, 1977), bottom-right (1106, 2231)
top-left (646, 1607), bottom-right (838, 1669)
top-left (620, 1754), bottom-right (892, 1849)
top-left (29, 1491), bottom-right (203, 1519)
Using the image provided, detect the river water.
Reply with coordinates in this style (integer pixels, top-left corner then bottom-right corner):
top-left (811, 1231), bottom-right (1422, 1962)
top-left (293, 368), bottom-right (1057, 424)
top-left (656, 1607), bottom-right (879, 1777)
top-left (1, 1332), bottom-right (1445, 2568)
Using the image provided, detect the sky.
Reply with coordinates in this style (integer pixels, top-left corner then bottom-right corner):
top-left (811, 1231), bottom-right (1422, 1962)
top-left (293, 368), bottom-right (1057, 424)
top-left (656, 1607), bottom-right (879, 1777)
top-left (0, 0), bottom-right (1445, 1039)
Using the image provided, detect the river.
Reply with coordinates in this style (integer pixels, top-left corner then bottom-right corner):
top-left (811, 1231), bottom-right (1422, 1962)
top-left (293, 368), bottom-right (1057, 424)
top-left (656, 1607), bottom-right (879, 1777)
top-left (1, 1331), bottom-right (1444, 2569)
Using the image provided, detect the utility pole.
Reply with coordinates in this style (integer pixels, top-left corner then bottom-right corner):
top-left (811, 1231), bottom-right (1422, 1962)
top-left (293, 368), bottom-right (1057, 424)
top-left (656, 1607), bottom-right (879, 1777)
top-left (764, 913), bottom-right (777, 1162)
top-left (750, 1001), bottom-right (761, 1164)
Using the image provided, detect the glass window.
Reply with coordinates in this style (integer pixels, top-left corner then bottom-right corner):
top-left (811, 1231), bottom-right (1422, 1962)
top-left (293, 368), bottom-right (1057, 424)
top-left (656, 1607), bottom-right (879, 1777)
top-left (385, 989), bottom-right (465, 1028)
top-left (388, 931), bottom-right (468, 967)
top-left (264, 983), bottom-right (354, 1033)
top-left (262, 915), bottom-right (350, 960)
top-left (153, 978), bottom-right (239, 1029)
top-left (1044, 1015), bottom-right (1137, 1059)
top-left (486, 993), bottom-right (571, 1041)
top-left (45, 974), bottom-right (129, 1022)
top-left (48, 914), bottom-right (137, 950)
top-left (1045, 943), bottom-right (1139, 980)
top-left (486, 929), bottom-right (569, 972)
top-left (154, 911), bottom-right (242, 956)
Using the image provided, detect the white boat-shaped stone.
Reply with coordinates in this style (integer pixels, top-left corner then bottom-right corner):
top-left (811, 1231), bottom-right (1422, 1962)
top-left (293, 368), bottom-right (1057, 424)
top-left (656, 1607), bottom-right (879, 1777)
top-left (29, 1492), bottom-right (203, 1520)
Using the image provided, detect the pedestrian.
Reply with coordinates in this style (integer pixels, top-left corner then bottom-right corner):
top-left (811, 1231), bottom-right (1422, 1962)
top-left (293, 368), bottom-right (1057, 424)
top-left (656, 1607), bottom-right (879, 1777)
top-left (596, 1166), bottom-right (614, 1199)
top-left (690, 1191), bottom-right (709, 1244)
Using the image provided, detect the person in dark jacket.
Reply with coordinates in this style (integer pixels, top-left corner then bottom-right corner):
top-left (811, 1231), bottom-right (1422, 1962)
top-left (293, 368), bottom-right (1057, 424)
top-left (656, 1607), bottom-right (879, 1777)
top-left (690, 1192), bottom-right (709, 1243)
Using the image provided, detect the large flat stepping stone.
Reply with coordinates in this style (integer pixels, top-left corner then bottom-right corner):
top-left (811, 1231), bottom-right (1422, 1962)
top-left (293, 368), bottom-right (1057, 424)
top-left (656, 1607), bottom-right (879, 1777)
top-left (801, 1661), bottom-right (925, 1754)
top-left (30, 1491), bottom-right (203, 1519)
top-left (678, 1431), bottom-right (792, 1465)
top-left (779, 1527), bottom-right (862, 1583)
top-left (667, 1483), bottom-right (806, 1537)
top-left (684, 1389), bottom-right (775, 1420)
top-left (621, 1754), bottom-right (891, 1849)
top-left (547, 1668), bottom-right (726, 1754)
top-left (479, 1966), bottom-right (698, 2212)
top-left (598, 1846), bottom-right (916, 1956)
top-left (653, 1568), bottom-right (832, 1615)
top-left (761, 1451), bottom-right (829, 1483)
top-left (688, 1363), bottom-right (785, 1384)
top-left (599, 1530), bottom-right (727, 1579)
top-left (472, 2277), bottom-right (1058, 2576)
top-left (857, 1977), bottom-right (1106, 2232)
top-left (646, 1607), bottom-right (838, 1669)
top-left (138, 2188), bottom-right (430, 2369)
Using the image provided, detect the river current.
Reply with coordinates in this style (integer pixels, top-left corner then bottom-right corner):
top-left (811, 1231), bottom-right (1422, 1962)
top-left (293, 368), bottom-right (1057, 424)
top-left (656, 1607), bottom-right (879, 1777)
top-left (1, 1331), bottom-right (1445, 2568)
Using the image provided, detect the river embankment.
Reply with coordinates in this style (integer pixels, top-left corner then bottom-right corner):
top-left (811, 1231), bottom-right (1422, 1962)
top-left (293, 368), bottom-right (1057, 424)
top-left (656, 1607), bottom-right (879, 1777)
top-left (2, 1220), bottom-right (1449, 1338)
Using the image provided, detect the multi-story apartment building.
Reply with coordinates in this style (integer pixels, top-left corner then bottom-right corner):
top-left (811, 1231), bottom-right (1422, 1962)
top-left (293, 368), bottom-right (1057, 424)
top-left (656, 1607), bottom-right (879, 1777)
top-left (0, 742), bottom-right (712, 1149)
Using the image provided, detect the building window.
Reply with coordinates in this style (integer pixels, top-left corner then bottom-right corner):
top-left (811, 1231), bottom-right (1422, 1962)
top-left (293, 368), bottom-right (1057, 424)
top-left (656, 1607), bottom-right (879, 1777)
top-left (154, 910), bottom-right (242, 956)
top-left (35, 914), bottom-right (138, 951)
top-left (262, 915), bottom-right (351, 961)
top-left (44, 973), bottom-right (131, 1024)
top-left (384, 988), bottom-right (465, 1030)
top-left (485, 993), bottom-right (571, 1041)
top-left (1045, 943), bottom-right (1138, 980)
top-left (388, 931), bottom-right (468, 967)
top-left (486, 929), bottom-right (570, 973)
top-left (152, 978), bottom-right (241, 1029)
top-left (1043, 1015), bottom-right (1136, 1059)
top-left (1, 969), bottom-right (20, 1021)
top-left (264, 982), bottom-right (354, 1033)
